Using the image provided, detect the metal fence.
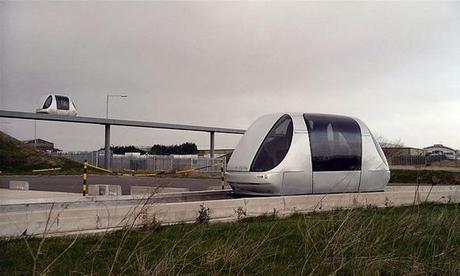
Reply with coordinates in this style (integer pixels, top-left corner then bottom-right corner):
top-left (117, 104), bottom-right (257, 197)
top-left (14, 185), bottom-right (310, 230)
top-left (173, 157), bottom-right (226, 172)
top-left (53, 151), bottom-right (103, 167)
top-left (389, 155), bottom-right (459, 167)
top-left (110, 155), bottom-right (176, 171)
top-left (53, 151), bottom-right (226, 172)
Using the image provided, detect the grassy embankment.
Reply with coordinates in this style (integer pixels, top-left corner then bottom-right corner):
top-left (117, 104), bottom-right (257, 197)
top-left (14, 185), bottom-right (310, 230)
top-left (1, 203), bottom-right (459, 275)
top-left (0, 131), bottom-right (93, 175)
top-left (0, 131), bottom-right (212, 177)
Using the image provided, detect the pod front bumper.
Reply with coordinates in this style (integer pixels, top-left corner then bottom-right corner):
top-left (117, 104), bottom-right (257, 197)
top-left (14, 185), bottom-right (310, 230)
top-left (225, 171), bottom-right (283, 196)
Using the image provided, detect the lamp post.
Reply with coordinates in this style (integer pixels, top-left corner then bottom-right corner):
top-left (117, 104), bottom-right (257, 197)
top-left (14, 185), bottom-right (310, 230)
top-left (34, 120), bottom-right (37, 149)
top-left (106, 94), bottom-right (127, 119)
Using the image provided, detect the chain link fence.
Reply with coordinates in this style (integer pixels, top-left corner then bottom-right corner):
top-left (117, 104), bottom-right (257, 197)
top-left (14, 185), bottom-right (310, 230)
top-left (53, 151), bottom-right (226, 172)
top-left (53, 151), bottom-right (103, 167)
top-left (389, 155), bottom-right (459, 167)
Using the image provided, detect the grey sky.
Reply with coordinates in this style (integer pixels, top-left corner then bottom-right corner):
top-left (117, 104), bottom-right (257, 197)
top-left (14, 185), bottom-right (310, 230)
top-left (1, 1), bottom-right (459, 151)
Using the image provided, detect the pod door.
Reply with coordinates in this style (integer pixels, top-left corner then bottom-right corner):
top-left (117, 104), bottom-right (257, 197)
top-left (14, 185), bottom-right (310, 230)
top-left (304, 114), bottom-right (362, 194)
top-left (281, 115), bottom-right (312, 195)
top-left (55, 95), bottom-right (70, 115)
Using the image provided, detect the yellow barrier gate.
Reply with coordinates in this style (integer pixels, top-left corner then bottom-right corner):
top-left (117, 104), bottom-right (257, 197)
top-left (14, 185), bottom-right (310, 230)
top-left (82, 160), bottom-right (115, 196)
top-left (220, 163), bottom-right (225, 190)
top-left (86, 163), bottom-right (113, 174)
top-left (81, 161), bottom-right (226, 196)
top-left (32, 167), bottom-right (62, 173)
top-left (82, 160), bottom-right (88, 196)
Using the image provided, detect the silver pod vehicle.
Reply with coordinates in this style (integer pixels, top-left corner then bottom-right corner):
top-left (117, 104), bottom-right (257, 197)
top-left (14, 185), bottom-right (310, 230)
top-left (36, 94), bottom-right (78, 116)
top-left (226, 113), bottom-right (390, 195)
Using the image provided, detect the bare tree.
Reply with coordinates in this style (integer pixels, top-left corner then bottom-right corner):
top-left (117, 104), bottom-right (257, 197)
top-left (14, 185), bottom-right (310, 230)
top-left (373, 134), bottom-right (406, 164)
top-left (374, 133), bottom-right (405, 148)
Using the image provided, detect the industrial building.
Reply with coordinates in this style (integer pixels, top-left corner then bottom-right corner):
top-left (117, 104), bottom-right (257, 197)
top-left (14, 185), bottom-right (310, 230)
top-left (23, 138), bottom-right (58, 152)
top-left (424, 144), bottom-right (459, 160)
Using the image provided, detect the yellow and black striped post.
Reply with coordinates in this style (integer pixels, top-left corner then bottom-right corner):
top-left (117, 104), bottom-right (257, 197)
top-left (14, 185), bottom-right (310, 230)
top-left (83, 160), bottom-right (88, 196)
top-left (220, 163), bottom-right (225, 190)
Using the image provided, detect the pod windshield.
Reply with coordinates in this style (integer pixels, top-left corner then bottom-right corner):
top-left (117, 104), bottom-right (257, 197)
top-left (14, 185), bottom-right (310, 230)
top-left (42, 96), bottom-right (52, 109)
top-left (250, 114), bottom-right (293, 172)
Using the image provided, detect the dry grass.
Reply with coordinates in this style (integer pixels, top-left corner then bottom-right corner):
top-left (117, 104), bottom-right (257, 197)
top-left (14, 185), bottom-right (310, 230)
top-left (1, 203), bottom-right (459, 275)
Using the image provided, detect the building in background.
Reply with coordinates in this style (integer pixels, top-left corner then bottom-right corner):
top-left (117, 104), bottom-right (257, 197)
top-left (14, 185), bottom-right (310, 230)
top-left (424, 144), bottom-right (459, 160)
top-left (23, 138), bottom-right (59, 152)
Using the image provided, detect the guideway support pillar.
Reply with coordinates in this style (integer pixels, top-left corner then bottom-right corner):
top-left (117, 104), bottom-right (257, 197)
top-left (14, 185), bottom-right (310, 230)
top-left (104, 124), bottom-right (111, 169)
top-left (210, 131), bottom-right (215, 158)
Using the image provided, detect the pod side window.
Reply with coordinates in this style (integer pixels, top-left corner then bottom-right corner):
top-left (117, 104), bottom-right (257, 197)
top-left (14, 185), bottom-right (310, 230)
top-left (304, 114), bottom-right (362, 171)
top-left (42, 96), bottom-right (52, 109)
top-left (250, 114), bottom-right (293, 172)
top-left (55, 96), bottom-right (70, 110)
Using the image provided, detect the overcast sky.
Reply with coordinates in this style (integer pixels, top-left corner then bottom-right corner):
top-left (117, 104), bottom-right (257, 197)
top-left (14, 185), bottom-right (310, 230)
top-left (0, 1), bottom-right (459, 151)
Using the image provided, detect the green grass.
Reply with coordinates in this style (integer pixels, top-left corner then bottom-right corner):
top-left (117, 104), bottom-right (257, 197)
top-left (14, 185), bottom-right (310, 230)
top-left (1, 203), bottom-right (459, 275)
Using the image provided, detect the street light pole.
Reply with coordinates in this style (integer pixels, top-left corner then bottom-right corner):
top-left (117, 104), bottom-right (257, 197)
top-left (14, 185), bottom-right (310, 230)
top-left (34, 120), bottom-right (37, 150)
top-left (106, 95), bottom-right (109, 119)
top-left (106, 94), bottom-right (127, 119)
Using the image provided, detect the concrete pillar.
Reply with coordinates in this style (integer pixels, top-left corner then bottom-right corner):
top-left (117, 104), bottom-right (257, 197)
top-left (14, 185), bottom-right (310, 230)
top-left (210, 131), bottom-right (215, 158)
top-left (104, 124), bottom-right (111, 169)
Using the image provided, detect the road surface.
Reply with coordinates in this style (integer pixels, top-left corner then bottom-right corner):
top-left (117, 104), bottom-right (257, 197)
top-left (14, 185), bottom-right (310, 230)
top-left (1, 175), bottom-right (450, 196)
top-left (0, 175), bottom-right (220, 195)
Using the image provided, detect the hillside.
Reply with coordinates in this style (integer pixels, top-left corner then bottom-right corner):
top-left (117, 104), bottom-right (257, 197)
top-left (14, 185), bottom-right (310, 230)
top-left (0, 131), bottom-right (82, 174)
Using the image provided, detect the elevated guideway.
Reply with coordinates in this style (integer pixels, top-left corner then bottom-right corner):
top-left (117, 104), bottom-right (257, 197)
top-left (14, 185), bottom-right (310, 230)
top-left (0, 110), bottom-right (245, 168)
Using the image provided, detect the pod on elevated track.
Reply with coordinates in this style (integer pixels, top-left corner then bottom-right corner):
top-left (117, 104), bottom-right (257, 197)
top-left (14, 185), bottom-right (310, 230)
top-left (36, 94), bottom-right (78, 116)
top-left (226, 113), bottom-right (390, 195)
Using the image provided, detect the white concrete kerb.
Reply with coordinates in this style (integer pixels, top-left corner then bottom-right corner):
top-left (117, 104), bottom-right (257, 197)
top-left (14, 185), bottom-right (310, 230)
top-left (88, 184), bottom-right (122, 196)
top-left (8, 181), bottom-right (29, 191)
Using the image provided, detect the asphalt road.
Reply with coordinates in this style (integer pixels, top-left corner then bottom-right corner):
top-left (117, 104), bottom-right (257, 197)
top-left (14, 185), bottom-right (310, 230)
top-left (0, 175), bottom-right (220, 195)
top-left (0, 175), bottom-right (441, 196)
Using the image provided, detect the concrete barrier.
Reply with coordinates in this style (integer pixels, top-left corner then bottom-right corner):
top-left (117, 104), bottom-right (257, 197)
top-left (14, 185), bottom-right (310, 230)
top-left (130, 186), bottom-right (189, 195)
top-left (88, 184), bottom-right (122, 196)
top-left (1, 186), bottom-right (459, 238)
top-left (8, 181), bottom-right (29, 191)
